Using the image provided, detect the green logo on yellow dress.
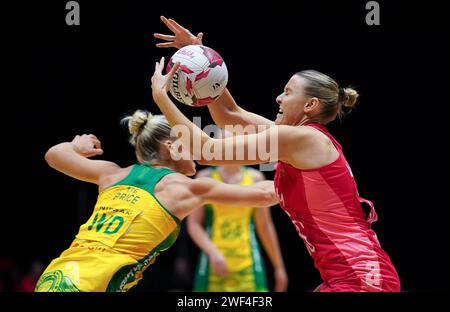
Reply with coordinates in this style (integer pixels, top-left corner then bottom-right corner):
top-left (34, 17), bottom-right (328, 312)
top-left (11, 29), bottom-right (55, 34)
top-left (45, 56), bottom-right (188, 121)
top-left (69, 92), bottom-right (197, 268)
top-left (35, 270), bottom-right (80, 292)
top-left (87, 212), bottom-right (124, 234)
top-left (220, 220), bottom-right (242, 240)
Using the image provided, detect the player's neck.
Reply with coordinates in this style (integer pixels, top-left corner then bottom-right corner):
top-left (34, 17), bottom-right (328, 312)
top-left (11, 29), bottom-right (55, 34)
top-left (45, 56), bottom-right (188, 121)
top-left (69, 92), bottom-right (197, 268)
top-left (299, 116), bottom-right (321, 126)
top-left (150, 160), bottom-right (177, 172)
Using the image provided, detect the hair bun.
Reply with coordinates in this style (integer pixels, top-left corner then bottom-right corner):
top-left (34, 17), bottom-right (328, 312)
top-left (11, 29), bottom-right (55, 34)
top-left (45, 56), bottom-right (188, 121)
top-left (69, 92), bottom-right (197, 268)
top-left (341, 87), bottom-right (359, 108)
top-left (128, 110), bottom-right (152, 136)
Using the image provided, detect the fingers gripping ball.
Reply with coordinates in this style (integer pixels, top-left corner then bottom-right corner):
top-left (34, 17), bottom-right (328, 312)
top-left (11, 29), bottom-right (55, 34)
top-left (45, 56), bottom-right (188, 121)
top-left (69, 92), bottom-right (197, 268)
top-left (166, 45), bottom-right (228, 106)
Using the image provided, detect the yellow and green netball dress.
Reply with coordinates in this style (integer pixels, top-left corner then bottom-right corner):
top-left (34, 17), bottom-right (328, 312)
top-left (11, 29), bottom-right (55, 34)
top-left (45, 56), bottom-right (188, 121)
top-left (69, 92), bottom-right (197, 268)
top-left (35, 164), bottom-right (180, 292)
top-left (194, 167), bottom-right (268, 292)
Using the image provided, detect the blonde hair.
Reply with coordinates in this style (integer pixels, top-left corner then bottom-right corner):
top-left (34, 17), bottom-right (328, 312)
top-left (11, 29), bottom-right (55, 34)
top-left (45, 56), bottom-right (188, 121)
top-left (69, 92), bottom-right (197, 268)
top-left (296, 70), bottom-right (359, 123)
top-left (121, 110), bottom-right (172, 163)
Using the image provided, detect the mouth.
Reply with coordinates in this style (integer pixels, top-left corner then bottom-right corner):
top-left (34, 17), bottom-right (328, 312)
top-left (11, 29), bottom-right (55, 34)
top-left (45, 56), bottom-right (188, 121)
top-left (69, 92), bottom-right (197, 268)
top-left (276, 107), bottom-right (283, 119)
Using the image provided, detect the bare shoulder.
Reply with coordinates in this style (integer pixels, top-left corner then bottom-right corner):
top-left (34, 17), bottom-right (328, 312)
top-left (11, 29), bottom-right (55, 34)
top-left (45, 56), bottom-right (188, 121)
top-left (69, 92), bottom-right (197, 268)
top-left (272, 125), bottom-right (317, 161)
top-left (158, 171), bottom-right (190, 184)
top-left (157, 171), bottom-right (214, 193)
top-left (98, 164), bottom-right (131, 191)
top-left (301, 125), bottom-right (332, 139)
top-left (278, 125), bottom-right (332, 148)
top-left (194, 167), bottom-right (213, 179)
top-left (285, 125), bottom-right (339, 169)
top-left (247, 167), bottom-right (266, 182)
top-left (276, 124), bottom-right (319, 139)
top-left (154, 171), bottom-right (192, 193)
top-left (188, 176), bottom-right (225, 195)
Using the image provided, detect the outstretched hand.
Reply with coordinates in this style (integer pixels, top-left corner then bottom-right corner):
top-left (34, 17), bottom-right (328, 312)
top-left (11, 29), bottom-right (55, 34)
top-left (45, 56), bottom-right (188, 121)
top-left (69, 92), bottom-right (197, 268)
top-left (151, 57), bottom-right (180, 99)
top-left (254, 180), bottom-right (279, 206)
top-left (154, 16), bottom-right (203, 49)
top-left (71, 134), bottom-right (103, 158)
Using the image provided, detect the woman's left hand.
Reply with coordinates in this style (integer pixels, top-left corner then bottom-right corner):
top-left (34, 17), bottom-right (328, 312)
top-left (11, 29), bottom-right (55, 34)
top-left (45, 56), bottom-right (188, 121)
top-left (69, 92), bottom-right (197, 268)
top-left (150, 56), bottom-right (180, 100)
top-left (274, 267), bottom-right (288, 292)
top-left (154, 16), bottom-right (203, 49)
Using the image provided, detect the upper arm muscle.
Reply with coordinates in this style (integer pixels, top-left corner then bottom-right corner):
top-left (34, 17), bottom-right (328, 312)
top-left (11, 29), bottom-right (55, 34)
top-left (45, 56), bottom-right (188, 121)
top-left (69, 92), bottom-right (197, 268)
top-left (197, 125), bottom-right (305, 166)
top-left (192, 177), bottom-right (269, 207)
top-left (208, 89), bottom-right (274, 133)
top-left (46, 145), bottom-right (119, 184)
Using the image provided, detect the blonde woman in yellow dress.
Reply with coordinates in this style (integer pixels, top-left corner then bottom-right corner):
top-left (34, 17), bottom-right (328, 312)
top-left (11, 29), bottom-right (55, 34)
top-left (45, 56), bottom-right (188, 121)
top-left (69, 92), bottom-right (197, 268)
top-left (188, 130), bottom-right (288, 292)
top-left (34, 109), bottom-right (278, 292)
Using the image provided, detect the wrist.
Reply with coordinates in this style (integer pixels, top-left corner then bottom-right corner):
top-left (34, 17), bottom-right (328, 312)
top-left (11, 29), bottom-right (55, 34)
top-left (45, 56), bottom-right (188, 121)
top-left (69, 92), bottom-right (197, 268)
top-left (206, 247), bottom-right (219, 258)
top-left (152, 89), bottom-right (168, 102)
top-left (70, 142), bottom-right (82, 154)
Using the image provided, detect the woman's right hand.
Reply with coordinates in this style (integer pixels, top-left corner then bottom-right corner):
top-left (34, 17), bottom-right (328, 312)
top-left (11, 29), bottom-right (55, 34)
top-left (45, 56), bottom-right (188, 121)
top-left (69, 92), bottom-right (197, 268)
top-left (154, 16), bottom-right (203, 49)
top-left (208, 249), bottom-right (229, 277)
top-left (71, 134), bottom-right (103, 158)
top-left (151, 57), bottom-right (180, 99)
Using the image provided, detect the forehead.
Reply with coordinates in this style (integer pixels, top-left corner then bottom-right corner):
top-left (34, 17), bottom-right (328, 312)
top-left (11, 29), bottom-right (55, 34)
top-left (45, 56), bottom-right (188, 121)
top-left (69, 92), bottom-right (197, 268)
top-left (285, 75), bottom-right (305, 91)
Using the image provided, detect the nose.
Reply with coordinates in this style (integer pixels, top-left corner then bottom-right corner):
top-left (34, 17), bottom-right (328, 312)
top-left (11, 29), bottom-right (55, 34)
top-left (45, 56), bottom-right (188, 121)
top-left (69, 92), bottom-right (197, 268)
top-left (276, 94), bottom-right (282, 105)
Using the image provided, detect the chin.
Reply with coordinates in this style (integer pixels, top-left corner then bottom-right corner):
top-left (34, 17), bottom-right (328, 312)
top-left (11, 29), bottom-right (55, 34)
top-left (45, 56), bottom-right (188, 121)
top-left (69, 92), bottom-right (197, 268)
top-left (185, 169), bottom-right (196, 177)
top-left (183, 166), bottom-right (196, 177)
top-left (275, 113), bottom-right (285, 125)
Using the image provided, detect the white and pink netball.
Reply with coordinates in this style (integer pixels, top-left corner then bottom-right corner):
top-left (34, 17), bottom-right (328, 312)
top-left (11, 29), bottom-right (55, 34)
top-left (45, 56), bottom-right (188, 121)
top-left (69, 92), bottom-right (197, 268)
top-left (166, 45), bottom-right (228, 107)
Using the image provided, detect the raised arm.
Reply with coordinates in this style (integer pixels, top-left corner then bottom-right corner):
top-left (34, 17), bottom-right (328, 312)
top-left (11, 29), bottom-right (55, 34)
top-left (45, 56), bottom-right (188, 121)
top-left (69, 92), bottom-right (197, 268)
top-left (168, 174), bottom-right (278, 220)
top-left (45, 134), bottom-right (119, 185)
top-left (209, 89), bottom-right (274, 132)
top-left (191, 177), bottom-right (278, 208)
top-left (154, 16), bottom-right (274, 133)
top-left (151, 57), bottom-right (303, 166)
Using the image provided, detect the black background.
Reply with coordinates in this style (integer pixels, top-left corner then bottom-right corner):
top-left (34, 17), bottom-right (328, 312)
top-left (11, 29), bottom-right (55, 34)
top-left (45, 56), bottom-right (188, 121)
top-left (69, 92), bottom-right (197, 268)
top-left (0, 0), bottom-right (448, 301)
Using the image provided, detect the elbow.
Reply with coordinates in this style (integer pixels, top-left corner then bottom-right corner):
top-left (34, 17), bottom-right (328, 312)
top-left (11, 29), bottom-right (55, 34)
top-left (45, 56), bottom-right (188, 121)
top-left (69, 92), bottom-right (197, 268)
top-left (214, 115), bottom-right (238, 129)
top-left (44, 146), bottom-right (58, 167)
top-left (211, 117), bottom-right (226, 130)
top-left (44, 143), bottom-right (70, 169)
top-left (211, 110), bottom-right (241, 129)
